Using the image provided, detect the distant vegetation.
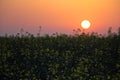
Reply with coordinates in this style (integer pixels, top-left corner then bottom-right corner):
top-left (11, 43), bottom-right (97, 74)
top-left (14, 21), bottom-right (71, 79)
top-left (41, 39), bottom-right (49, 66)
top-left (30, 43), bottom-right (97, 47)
top-left (0, 28), bottom-right (120, 80)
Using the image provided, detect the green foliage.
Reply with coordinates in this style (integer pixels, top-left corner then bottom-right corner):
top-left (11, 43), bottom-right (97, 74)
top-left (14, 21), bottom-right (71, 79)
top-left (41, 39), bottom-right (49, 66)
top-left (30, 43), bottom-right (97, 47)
top-left (0, 33), bottom-right (120, 80)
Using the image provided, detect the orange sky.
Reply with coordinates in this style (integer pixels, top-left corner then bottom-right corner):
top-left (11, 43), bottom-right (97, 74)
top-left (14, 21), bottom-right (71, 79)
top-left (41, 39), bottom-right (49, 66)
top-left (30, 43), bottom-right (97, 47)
top-left (0, 0), bottom-right (120, 35)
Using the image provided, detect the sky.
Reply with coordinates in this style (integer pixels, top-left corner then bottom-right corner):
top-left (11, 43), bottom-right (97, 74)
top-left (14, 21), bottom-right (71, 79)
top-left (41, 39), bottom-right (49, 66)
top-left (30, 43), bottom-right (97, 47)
top-left (0, 0), bottom-right (120, 35)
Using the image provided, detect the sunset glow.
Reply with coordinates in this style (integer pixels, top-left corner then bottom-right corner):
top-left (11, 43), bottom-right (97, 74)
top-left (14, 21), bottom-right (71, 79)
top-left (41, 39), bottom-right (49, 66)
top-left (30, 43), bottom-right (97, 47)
top-left (0, 0), bottom-right (120, 35)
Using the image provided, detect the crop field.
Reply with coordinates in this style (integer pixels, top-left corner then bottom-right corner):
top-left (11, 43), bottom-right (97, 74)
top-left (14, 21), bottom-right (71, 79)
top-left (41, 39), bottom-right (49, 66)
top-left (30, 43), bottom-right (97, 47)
top-left (0, 33), bottom-right (120, 80)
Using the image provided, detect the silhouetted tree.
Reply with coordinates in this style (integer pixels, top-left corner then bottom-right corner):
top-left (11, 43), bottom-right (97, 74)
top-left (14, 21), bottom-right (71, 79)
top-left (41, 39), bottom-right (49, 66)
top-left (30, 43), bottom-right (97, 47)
top-left (118, 27), bottom-right (120, 35)
top-left (108, 27), bottom-right (112, 36)
top-left (20, 28), bottom-right (24, 37)
top-left (37, 26), bottom-right (42, 36)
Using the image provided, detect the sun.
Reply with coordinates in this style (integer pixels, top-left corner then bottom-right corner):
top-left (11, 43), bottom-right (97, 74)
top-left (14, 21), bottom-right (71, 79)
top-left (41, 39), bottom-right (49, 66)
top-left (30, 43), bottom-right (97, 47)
top-left (81, 20), bottom-right (91, 29)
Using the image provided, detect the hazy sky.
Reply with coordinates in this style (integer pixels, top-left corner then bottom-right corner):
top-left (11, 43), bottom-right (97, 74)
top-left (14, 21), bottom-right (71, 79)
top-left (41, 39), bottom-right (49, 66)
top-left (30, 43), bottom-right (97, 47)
top-left (0, 0), bottom-right (120, 35)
